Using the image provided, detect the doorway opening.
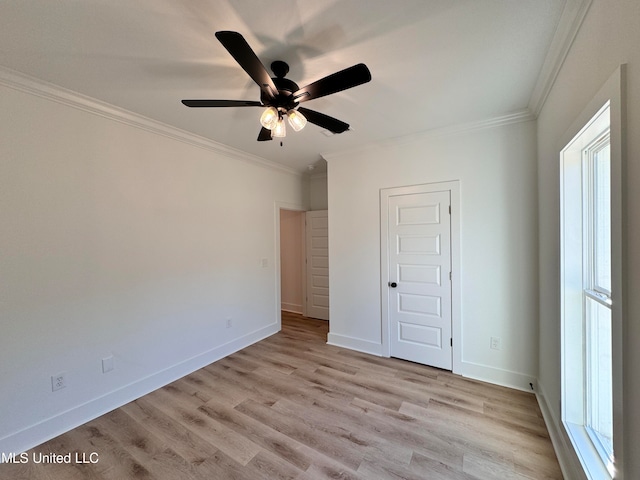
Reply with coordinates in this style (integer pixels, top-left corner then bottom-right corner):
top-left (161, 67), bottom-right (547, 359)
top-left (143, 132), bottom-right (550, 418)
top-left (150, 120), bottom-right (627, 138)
top-left (280, 209), bottom-right (306, 315)
top-left (277, 206), bottom-right (330, 327)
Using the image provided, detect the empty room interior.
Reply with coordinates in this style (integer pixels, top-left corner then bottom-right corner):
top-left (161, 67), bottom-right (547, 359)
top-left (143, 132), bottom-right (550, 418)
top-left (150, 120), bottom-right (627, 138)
top-left (1, 1), bottom-right (638, 479)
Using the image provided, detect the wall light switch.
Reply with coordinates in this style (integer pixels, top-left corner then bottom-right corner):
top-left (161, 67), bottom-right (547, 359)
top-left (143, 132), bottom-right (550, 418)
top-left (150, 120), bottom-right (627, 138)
top-left (102, 356), bottom-right (114, 373)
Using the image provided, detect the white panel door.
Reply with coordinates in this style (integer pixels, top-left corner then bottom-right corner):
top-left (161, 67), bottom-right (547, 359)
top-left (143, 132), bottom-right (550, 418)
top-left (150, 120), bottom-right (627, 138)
top-left (306, 210), bottom-right (329, 320)
top-left (388, 191), bottom-right (452, 369)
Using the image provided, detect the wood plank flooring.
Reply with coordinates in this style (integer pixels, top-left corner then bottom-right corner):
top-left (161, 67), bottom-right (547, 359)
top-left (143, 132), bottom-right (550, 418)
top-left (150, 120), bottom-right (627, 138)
top-left (0, 312), bottom-right (562, 479)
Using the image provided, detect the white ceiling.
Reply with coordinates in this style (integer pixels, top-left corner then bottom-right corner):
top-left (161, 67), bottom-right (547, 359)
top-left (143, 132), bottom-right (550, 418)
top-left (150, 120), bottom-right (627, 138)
top-left (0, 0), bottom-right (568, 173)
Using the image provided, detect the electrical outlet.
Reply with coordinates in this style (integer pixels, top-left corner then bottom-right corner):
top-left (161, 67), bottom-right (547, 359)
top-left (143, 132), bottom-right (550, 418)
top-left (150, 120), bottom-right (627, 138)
top-left (490, 336), bottom-right (502, 350)
top-left (51, 373), bottom-right (66, 391)
top-left (226, 317), bottom-right (233, 329)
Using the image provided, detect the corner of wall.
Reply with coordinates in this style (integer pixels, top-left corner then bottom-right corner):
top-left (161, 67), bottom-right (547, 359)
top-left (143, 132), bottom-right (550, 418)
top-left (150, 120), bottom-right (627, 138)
top-left (456, 362), bottom-right (537, 393)
top-left (0, 323), bottom-right (279, 457)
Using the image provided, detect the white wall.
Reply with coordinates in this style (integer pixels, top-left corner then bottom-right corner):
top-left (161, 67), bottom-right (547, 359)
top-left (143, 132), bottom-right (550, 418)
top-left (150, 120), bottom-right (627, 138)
top-left (0, 79), bottom-right (305, 454)
top-left (308, 173), bottom-right (328, 210)
top-left (536, 0), bottom-right (640, 477)
top-left (325, 118), bottom-right (539, 390)
top-left (280, 209), bottom-right (305, 313)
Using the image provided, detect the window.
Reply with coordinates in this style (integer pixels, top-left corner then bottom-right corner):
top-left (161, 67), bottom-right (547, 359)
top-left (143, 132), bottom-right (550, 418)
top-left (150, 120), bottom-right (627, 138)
top-left (583, 133), bottom-right (613, 461)
top-left (560, 101), bottom-right (618, 479)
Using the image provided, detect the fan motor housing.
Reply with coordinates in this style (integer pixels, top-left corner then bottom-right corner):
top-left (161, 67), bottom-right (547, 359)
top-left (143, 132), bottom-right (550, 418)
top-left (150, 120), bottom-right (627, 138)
top-left (260, 61), bottom-right (300, 110)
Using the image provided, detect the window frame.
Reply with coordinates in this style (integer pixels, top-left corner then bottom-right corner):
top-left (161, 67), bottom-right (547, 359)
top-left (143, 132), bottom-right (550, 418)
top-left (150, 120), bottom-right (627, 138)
top-left (559, 64), bottom-right (625, 480)
top-left (582, 132), bottom-right (614, 463)
top-left (584, 133), bottom-right (612, 299)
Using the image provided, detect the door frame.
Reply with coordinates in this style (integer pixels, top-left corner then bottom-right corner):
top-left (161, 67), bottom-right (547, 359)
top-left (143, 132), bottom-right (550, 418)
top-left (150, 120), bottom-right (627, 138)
top-left (380, 181), bottom-right (461, 373)
top-left (274, 202), bottom-right (307, 329)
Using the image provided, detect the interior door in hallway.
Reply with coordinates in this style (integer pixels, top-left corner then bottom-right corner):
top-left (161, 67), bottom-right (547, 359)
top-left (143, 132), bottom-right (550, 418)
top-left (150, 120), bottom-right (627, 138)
top-left (387, 190), bottom-right (452, 369)
top-left (306, 210), bottom-right (329, 320)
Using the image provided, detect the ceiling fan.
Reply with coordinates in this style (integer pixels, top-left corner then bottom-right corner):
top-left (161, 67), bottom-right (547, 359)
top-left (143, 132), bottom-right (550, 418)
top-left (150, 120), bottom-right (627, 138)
top-left (182, 31), bottom-right (372, 142)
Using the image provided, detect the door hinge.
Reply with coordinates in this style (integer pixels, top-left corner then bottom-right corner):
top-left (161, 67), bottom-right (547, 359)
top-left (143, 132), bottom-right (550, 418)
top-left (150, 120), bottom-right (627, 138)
top-left (449, 271), bottom-right (452, 281)
top-left (450, 338), bottom-right (453, 347)
top-left (449, 205), bottom-right (451, 215)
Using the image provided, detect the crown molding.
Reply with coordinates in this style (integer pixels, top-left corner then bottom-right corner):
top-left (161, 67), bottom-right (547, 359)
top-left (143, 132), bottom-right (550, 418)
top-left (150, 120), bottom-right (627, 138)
top-left (528, 0), bottom-right (593, 116)
top-left (0, 66), bottom-right (301, 178)
top-left (323, 108), bottom-right (535, 162)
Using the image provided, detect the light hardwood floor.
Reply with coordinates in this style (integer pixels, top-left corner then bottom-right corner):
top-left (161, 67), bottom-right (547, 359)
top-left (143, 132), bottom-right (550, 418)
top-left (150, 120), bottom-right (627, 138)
top-left (1, 312), bottom-right (562, 479)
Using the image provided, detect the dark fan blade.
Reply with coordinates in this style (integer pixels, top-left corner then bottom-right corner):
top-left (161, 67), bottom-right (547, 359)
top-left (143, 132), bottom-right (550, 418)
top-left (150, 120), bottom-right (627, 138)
top-left (215, 31), bottom-right (278, 100)
top-left (292, 64), bottom-right (371, 103)
top-left (257, 127), bottom-right (273, 141)
top-left (181, 100), bottom-right (262, 107)
top-left (298, 107), bottom-right (349, 133)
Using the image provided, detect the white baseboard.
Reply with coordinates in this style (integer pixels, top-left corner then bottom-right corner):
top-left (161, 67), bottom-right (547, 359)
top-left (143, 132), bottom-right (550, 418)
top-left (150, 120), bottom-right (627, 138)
top-left (325, 336), bottom-right (535, 393)
top-left (327, 332), bottom-right (383, 356)
top-left (0, 323), bottom-right (279, 459)
top-left (536, 382), bottom-right (588, 480)
top-left (456, 360), bottom-right (536, 392)
top-left (281, 303), bottom-right (303, 314)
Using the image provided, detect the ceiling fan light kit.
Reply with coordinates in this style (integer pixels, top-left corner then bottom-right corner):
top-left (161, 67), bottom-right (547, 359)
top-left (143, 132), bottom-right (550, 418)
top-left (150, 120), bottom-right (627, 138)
top-left (182, 31), bottom-right (371, 142)
top-left (259, 106), bottom-right (279, 130)
top-left (272, 116), bottom-right (287, 138)
top-left (286, 109), bottom-right (307, 132)
top-left (259, 106), bottom-right (306, 138)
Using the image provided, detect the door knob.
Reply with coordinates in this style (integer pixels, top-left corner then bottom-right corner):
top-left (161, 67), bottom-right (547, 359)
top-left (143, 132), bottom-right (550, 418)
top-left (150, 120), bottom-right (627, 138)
top-left (388, 282), bottom-right (397, 288)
